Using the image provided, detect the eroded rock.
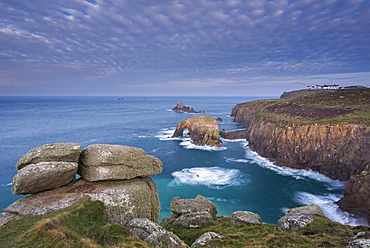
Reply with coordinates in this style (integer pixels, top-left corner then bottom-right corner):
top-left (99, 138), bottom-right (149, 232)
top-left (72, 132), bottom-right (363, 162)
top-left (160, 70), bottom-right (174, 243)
top-left (12, 162), bottom-right (78, 195)
top-left (231, 211), bottom-right (262, 225)
top-left (172, 103), bottom-right (204, 114)
top-left (173, 211), bottom-right (213, 229)
top-left (170, 195), bottom-right (217, 218)
top-left (78, 144), bottom-right (163, 181)
top-left (275, 213), bottom-right (315, 231)
top-left (190, 232), bottom-right (224, 248)
top-left (6, 177), bottom-right (160, 225)
top-left (16, 143), bottom-right (81, 170)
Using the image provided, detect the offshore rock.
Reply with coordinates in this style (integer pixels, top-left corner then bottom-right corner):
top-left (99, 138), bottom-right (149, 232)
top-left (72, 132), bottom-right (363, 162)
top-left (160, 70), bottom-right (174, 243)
top-left (172, 116), bottom-right (222, 147)
top-left (172, 103), bottom-right (205, 114)
top-left (78, 144), bottom-right (162, 181)
top-left (219, 129), bottom-right (248, 140)
top-left (337, 171), bottom-right (370, 223)
top-left (127, 218), bottom-right (188, 248)
top-left (170, 195), bottom-right (217, 218)
top-left (12, 161), bottom-right (78, 195)
top-left (247, 121), bottom-right (370, 181)
top-left (16, 143), bottom-right (81, 170)
top-left (173, 211), bottom-right (214, 229)
top-left (231, 211), bottom-right (262, 225)
top-left (190, 232), bottom-right (224, 248)
top-left (6, 177), bottom-right (160, 226)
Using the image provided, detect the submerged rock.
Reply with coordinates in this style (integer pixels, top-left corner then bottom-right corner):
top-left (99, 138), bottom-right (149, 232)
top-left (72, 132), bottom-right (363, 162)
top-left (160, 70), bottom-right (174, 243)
top-left (172, 116), bottom-right (222, 147)
top-left (78, 144), bottom-right (163, 181)
top-left (12, 161), bottom-right (78, 195)
top-left (16, 143), bottom-right (81, 170)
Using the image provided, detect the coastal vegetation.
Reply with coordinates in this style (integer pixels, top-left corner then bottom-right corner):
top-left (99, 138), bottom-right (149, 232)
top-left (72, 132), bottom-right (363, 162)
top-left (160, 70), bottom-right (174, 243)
top-left (243, 88), bottom-right (370, 127)
top-left (2, 197), bottom-right (369, 248)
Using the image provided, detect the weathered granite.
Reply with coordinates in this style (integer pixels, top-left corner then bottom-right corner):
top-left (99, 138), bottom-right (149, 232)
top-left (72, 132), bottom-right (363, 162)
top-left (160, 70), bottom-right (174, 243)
top-left (190, 232), bottom-right (224, 248)
top-left (0, 212), bottom-right (22, 227)
top-left (286, 204), bottom-right (324, 217)
top-left (231, 211), bottom-right (262, 225)
top-left (170, 195), bottom-right (217, 218)
top-left (78, 144), bottom-right (163, 181)
top-left (6, 177), bottom-right (160, 225)
top-left (127, 218), bottom-right (188, 247)
top-left (173, 211), bottom-right (214, 229)
top-left (12, 161), bottom-right (78, 195)
top-left (16, 143), bottom-right (81, 170)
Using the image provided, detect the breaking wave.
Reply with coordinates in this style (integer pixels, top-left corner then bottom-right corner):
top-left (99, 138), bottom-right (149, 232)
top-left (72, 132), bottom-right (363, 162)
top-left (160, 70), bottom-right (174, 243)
top-left (169, 167), bottom-right (249, 189)
top-left (295, 191), bottom-right (368, 226)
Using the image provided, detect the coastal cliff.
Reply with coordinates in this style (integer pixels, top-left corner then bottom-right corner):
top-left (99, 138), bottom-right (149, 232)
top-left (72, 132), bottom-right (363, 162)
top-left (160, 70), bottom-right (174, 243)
top-left (232, 88), bottom-right (370, 181)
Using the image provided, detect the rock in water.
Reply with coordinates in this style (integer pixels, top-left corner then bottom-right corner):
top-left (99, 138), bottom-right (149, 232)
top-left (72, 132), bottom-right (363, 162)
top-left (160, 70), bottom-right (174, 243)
top-left (16, 143), bottom-right (81, 170)
top-left (78, 144), bottom-right (163, 181)
top-left (172, 103), bottom-right (204, 113)
top-left (172, 116), bottom-right (222, 147)
top-left (6, 177), bottom-right (160, 225)
top-left (12, 162), bottom-right (78, 195)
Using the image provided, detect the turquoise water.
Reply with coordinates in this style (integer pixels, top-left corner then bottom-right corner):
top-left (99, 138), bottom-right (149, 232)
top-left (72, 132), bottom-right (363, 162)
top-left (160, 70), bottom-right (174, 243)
top-left (0, 96), bottom-right (366, 225)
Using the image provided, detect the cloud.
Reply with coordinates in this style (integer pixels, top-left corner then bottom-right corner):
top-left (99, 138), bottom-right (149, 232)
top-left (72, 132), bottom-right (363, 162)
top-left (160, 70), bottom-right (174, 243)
top-left (0, 0), bottom-right (369, 95)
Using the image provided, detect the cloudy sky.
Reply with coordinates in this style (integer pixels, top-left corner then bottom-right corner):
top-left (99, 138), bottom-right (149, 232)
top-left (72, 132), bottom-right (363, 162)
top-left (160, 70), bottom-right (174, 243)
top-left (1, 0), bottom-right (369, 96)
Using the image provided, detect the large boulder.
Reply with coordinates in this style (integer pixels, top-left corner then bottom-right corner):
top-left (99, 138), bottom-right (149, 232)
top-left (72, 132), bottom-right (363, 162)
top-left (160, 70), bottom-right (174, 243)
top-left (231, 211), bottom-right (262, 225)
top-left (6, 177), bottom-right (160, 225)
top-left (16, 143), bottom-right (81, 170)
top-left (172, 115), bottom-right (222, 147)
top-left (12, 162), bottom-right (78, 195)
top-left (170, 195), bottom-right (217, 218)
top-left (78, 144), bottom-right (163, 182)
top-left (127, 218), bottom-right (188, 248)
top-left (275, 204), bottom-right (325, 231)
top-left (173, 211), bottom-right (214, 229)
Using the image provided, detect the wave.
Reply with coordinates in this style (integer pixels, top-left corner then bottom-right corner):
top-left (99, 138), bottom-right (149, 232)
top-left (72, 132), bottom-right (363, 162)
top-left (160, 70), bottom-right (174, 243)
top-left (206, 196), bottom-right (239, 204)
top-left (1, 183), bottom-right (12, 187)
top-left (157, 128), bottom-right (227, 151)
top-left (295, 191), bottom-right (368, 226)
top-left (169, 167), bottom-right (249, 189)
top-left (242, 147), bottom-right (345, 190)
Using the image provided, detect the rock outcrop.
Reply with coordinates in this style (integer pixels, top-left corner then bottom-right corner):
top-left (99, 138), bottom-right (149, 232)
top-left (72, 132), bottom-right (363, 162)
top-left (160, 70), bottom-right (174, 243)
top-left (16, 143), bottom-right (81, 170)
top-left (231, 100), bottom-right (274, 126)
top-left (5, 143), bottom-right (162, 227)
top-left (78, 144), bottom-right (162, 182)
top-left (275, 204), bottom-right (325, 232)
top-left (170, 195), bottom-right (218, 218)
top-left (172, 115), bottom-right (222, 147)
top-left (172, 103), bottom-right (205, 113)
top-left (190, 232), bottom-right (224, 248)
top-left (127, 218), bottom-right (188, 247)
top-left (231, 211), bottom-right (262, 225)
top-left (219, 129), bottom-right (248, 140)
top-left (337, 171), bottom-right (370, 222)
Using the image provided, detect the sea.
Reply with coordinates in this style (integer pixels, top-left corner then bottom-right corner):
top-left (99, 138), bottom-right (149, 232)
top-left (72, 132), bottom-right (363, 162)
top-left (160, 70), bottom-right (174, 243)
top-left (0, 96), bottom-right (367, 226)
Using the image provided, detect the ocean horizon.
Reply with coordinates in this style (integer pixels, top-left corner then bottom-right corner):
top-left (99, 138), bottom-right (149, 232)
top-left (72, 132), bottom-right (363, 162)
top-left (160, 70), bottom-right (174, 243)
top-left (0, 96), bottom-right (367, 226)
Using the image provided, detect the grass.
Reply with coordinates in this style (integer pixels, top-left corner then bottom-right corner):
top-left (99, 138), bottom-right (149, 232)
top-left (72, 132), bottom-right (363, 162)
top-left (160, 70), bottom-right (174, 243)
top-left (0, 197), bottom-right (150, 248)
top-left (163, 215), bottom-right (370, 248)
top-left (239, 88), bottom-right (370, 127)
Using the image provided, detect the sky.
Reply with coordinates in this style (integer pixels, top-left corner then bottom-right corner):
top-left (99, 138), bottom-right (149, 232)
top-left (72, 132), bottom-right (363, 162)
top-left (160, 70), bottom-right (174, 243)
top-left (1, 0), bottom-right (370, 96)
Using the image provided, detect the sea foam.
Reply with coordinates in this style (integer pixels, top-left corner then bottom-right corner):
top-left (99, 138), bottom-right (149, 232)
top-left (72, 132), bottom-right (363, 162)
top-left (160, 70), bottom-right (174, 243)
top-left (295, 191), bottom-right (368, 226)
top-left (169, 167), bottom-right (249, 189)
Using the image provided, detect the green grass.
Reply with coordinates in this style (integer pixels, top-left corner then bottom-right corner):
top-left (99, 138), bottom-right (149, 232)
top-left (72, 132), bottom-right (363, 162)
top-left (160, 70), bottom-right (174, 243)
top-left (163, 215), bottom-right (370, 247)
top-left (0, 197), bottom-right (150, 248)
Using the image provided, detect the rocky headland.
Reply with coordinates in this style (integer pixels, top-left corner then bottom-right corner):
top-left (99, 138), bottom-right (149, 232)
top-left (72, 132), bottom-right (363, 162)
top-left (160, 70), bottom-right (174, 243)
top-left (231, 88), bottom-right (370, 223)
top-left (172, 115), bottom-right (222, 147)
top-left (172, 103), bottom-right (205, 114)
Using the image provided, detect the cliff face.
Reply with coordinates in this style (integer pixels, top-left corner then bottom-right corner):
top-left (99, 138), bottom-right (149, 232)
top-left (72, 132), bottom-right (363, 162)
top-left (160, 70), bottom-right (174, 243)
top-left (172, 115), bottom-right (222, 147)
top-left (231, 101), bottom-right (273, 126)
top-left (247, 121), bottom-right (370, 181)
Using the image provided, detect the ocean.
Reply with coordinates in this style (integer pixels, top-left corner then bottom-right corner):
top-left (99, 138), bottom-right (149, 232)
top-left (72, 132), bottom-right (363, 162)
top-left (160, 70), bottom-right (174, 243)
top-left (0, 96), bottom-right (366, 226)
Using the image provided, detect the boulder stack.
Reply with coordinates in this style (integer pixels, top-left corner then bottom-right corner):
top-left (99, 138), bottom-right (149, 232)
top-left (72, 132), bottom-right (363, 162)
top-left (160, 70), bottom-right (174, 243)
top-left (6, 143), bottom-right (162, 226)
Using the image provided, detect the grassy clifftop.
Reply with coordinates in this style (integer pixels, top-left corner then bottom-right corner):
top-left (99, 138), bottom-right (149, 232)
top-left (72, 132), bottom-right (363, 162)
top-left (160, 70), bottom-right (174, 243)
top-left (252, 88), bottom-right (370, 126)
